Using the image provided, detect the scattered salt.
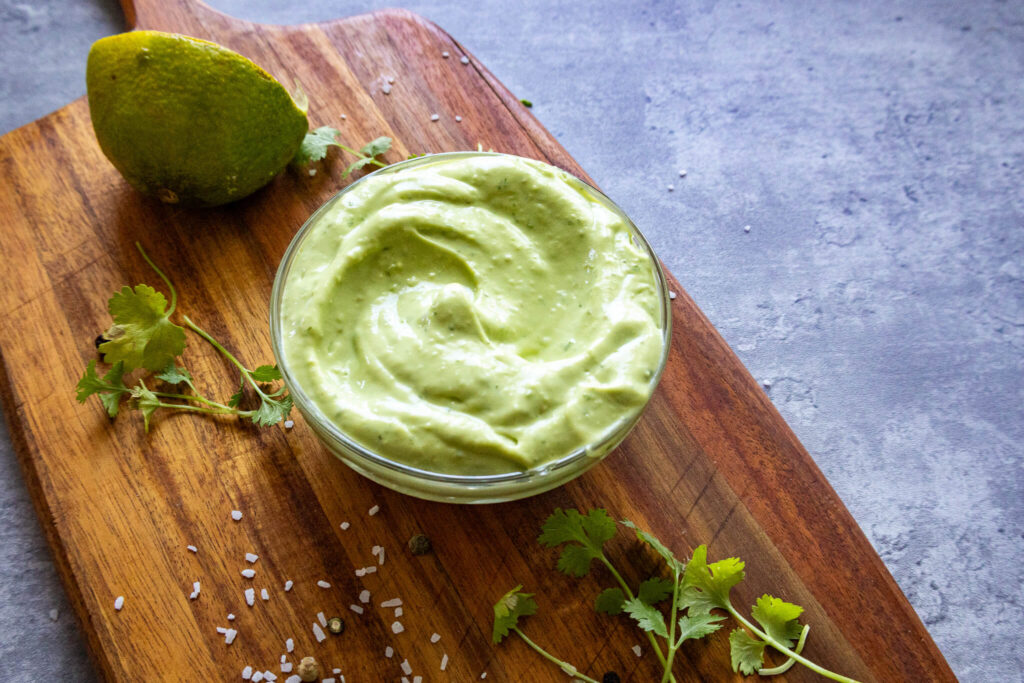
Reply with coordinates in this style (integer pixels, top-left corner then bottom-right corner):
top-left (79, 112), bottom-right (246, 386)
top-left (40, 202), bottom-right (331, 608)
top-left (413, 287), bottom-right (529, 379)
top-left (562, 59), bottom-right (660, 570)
top-left (333, 669), bottom-right (341, 675)
top-left (460, 56), bottom-right (469, 64)
top-left (251, 673), bottom-right (264, 683)
top-left (245, 588), bottom-right (255, 607)
top-left (744, 224), bottom-right (751, 233)
top-left (385, 646), bottom-right (394, 658)
top-left (318, 611), bottom-right (327, 627)
top-left (387, 76), bottom-right (395, 84)
top-left (414, 677), bottom-right (422, 683)
top-left (480, 674), bottom-right (487, 680)
top-left (225, 628), bottom-right (238, 645)
top-left (442, 51), bottom-right (450, 58)
top-left (241, 569), bottom-right (256, 579)
top-left (349, 604), bottom-right (365, 614)
top-left (679, 169), bottom-right (687, 177)
top-left (281, 655), bottom-right (287, 664)
top-left (323, 679), bottom-right (336, 683)
top-left (242, 665), bottom-right (253, 680)
top-left (455, 115), bottom-right (463, 123)
top-left (430, 632), bottom-right (441, 643)
top-left (284, 580), bottom-right (293, 592)
top-left (261, 588), bottom-right (269, 601)
top-left (340, 522), bottom-right (350, 530)
top-left (382, 84), bottom-right (392, 95)
top-left (632, 644), bottom-right (642, 657)
top-left (262, 673), bottom-right (276, 682)
top-left (286, 638), bottom-right (294, 653)
top-left (285, 676), bottom-right (300, 683)
top-left (231, 510), bottom-right (243, 521)
top-left (401, 659), bottom-right (413, 675)
top-left (359, 589), bottom-right (370, 603)
top-left (317, 580), bottom-right (332, 589)
top-left (441, 654), bottom-right (449, 671)
top-left (430, 114), bottom-right (439, 122)
top-left (381, 598), bottom-right (402, 608)
top-left (313, 623), bottom-right (327, 643)
top-left (667, 184), bottom-right (675, 191)
top-left (394, 607), bottom-right (403, 617)
top-left (217, 627), bottom-right (228, 634)
top-left (280, 662), bottom-right (292, 673)
top-left (392, 621), bottom-right (405, 634)
top-left (669, 291), bottom-right (677, 300)
top-left (228, 613), bottom-right (235, 621)
top-left (308, 169), bottom-right (317, 177)
top-left (245, 553), bottom-right (259, 564)
top-left (114, 596), bottom-right (125, 611)
top-left (187, 545), bottom-right (197, 553)
top-left (48, 609), bottom-right (59, 621)
top-left (340, 114), bottom-right (347, 120)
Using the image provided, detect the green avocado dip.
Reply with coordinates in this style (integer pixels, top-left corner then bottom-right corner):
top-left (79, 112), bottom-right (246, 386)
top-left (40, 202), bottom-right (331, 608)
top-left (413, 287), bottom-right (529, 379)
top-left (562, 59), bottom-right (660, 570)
top-left (279, 154), bottom-right (665, 476)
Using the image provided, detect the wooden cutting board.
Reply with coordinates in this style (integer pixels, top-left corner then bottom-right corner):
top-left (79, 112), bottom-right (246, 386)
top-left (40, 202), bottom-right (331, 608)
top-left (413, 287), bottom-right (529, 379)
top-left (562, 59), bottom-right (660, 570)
top-left (0, 1), bottom-right (955, 681)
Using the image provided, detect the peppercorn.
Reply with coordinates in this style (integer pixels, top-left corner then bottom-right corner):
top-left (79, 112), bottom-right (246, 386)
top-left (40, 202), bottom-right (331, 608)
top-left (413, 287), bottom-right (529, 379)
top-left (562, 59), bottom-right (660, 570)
top-left (602, 672), bottom-right (621, 683)
top-left (408, 533), bottom-right (432, 555)
top-left (327, 616), bottom-right (345, 634)
top-left (297, 656), bottom-right (319, 682)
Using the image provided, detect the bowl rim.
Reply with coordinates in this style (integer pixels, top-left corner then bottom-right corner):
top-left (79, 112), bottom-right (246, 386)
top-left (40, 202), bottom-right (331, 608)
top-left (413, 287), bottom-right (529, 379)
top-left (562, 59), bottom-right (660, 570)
top-left (269, 151), bottom-right (672, 487)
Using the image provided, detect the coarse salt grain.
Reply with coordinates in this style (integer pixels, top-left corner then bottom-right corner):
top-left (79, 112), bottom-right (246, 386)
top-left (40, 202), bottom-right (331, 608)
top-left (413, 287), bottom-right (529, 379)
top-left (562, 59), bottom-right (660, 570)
top-left (378, 548), bottom-right (385, 565)
top-left (242, 665), bottom-right (253, 679)
top-left (632, 644), bottom-right (642, 657)
top-left (286, 638), bottom-right (294, 653)
top-left (382, 83), bottom-right (392, 95)
top-left (442, 51), bottom-right (450, 58)
top-left (414, 677), bottom-right (422, 683)
top-left (280, 662), bottom-right (292, 673)
top-left (217, 627), bottom-right (228, 635)
top-left (228, 614), bottom-right (235, 621)
top-left (364, 566), bottom-right (377, 574)
top-left (318, 612), bottom-right (327, 627)
top-left (387, 76), bottom-right (395, 84)
top-left (455, 115), bottom-right (463, 123)
top-left (679, 169), bottom-right (687, 177)
top-left (283, 420), bottom-right (294, 429)
top-left (317, 580), bottom-right (331, 589)
top-left (114, 596), bottom-right (125, 611)
top-left (359, 589), bottom-right (370, 603)
top-left (190, 581), bottom-right (201, 600)
top-left (340, 114), bottom-right (347, 120)
top-left (284, 676), bottom-right (299, 683)
top-left (430, 114), bottom-right (439, 122)
top-left (245, 588), bottom-right (255, 607)
top-left (667, 184), bottom-right (675, 191)
top-left (48, 609), bottom-right (59, 621)
top-left (245, 553), bottom-right (259, 564)
top-left (460, 56), bottom-right (469, 64)
top-left (381, 598), bottom-right (402, 608)
top-left (333, 669), bottom-right (341, 675)
top-left (308, 169), bottom-right (317, 177)
top-left (349, 604), bottom-right (365, 614)
top-left (340, 522), bottom-right (350, 530)
top-left (263, 672), bottom-right (276, 681)
top-left (251, 673), bottom-right (264, 683)
top-left (669, 291), bottom-right (677, 300)
top-left (441, 654), bottom-right (449, 671)
top-left (323, 679), bottom-right (336, 683)
top-left (313, 623), bottom-right (327, 643)
top-left (241, 569), bottom-right (255, 579)
top-left (480, 674), bottom-right (487, 679)
top-left (744, 225), bottom-right (751, 233)
top-left (225, 629), bottom-right (238, 645)
top-left (385, 646), bottom-right (394, 658)
top-left (392, 621), bottom-right (405, 634)
top-left (394, 607), bottom-right (403, 617)
top-left (430, 633), bottom-right (441, 643)
top-left (261, 588), bottom-right (269, 601)
top-left (231, 510), bottom-right (243, 521)
top-left (401, 659), bottom-right (413, 675)
top-left (187, 545), bottom-right (197, 553)
top-left (280, 654), bottom-right (287, 664)
top-left (284, 580), bottom-right (293, 592)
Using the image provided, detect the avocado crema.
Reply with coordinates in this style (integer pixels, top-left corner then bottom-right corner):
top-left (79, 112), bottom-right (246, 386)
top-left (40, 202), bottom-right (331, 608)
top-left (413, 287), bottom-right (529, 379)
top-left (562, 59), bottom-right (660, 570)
top-left (279, 154), bottom-right (665, 476)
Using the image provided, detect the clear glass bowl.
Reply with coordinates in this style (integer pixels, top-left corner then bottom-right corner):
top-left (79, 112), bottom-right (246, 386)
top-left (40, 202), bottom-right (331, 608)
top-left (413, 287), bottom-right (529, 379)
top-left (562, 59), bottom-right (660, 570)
top-left (270, 152), bottom-right (671, 503)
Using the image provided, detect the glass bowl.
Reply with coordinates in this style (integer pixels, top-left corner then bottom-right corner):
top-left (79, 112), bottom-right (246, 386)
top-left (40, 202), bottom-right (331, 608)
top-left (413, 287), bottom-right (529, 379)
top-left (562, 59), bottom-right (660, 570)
top-left (270, 152), bottom-right (671, 503)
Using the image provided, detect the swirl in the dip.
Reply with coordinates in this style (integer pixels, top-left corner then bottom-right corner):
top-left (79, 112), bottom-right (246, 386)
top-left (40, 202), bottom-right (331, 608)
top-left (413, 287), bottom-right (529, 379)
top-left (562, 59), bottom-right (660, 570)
top-left (280, 154), bottom-right (664, 475)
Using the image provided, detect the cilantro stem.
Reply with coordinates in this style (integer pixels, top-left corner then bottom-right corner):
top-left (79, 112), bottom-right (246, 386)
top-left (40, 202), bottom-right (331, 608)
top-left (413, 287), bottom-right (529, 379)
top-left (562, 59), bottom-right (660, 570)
top-left (151, 401), bottom-right (250, 417)
top-left (511, 628), bottom-right (600, 683)
top-left (182, 316), bottom-right (277, 402)
top-left (728, 609), bottom-right (860, 683)
top-left (660, 566), bottom-right (683, 683)
top-left (135, 242), bottom-right (177, 317)
top-left (151, 391), bottom-right (235, 412)
top-left (759, 624), bottom-right (809, 676)
top-left (598, 556), bottom-right (677, 682)
top-left (337, 143), bottom-right (387, 168)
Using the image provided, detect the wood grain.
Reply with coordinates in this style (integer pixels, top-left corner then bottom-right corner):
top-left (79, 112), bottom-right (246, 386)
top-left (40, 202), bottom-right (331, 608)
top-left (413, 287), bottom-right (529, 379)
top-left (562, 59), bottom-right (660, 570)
top-left (0, 0), bottom-right (955, 680)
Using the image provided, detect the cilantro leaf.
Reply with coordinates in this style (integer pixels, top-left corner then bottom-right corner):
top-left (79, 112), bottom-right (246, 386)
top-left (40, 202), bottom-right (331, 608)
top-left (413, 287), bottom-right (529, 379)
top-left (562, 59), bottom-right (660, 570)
top-left (360, 136), bottom-right (392, 158)
top-left (251, 364), bottom-right (282, 382)
top-left (76, 360), bottom-right (129, 417)
top-left (679, 544), bottom-right (745, 615)
top-left (228, 374), bottom-right (245, 408)
top-left (492, 585), bottom-right (538, 643)
top-left (622, 597), bottom-right (668, 638)
top-left (538, 508), bottom-right (616, 577)
top-left (342, 156), bottom-right (380, 178)
top-left (729, 628), bottom-right (766, 675)
top-left (156, 363), bottom-right (192, 385)
top-left (294, 126), bottom-right (341, 165)
top-left (130, 381), bottom-right (161, 432)
top-left (99, 285), bottom-right (185, 372)
top-left (252, 394), bottom-right (293, 427)
top-left (676, 612), bottom-right (726, 644)
top-left (594, 587), bottom-right (626, 615)
top-left (637, 577), bottom-right (675, 605)
top-left (621, 519), bottom-right (684, 572)
top-left (751, 594), bottom-right (804, 649)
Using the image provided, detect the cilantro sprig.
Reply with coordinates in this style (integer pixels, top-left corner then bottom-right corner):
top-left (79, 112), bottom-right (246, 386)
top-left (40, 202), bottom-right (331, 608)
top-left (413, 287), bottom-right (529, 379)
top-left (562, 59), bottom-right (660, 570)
top-left (76, 243), bottom-right (292, 431)
top-left (493, 508), bottom-right (861, 683)
top-left (293, 126), bottom-right (392, 179)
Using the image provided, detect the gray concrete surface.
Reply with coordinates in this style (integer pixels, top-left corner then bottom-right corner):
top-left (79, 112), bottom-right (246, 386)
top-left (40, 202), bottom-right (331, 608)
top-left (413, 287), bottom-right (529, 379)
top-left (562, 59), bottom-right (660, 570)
top-left (1, 0), bottom-right (1022, 680)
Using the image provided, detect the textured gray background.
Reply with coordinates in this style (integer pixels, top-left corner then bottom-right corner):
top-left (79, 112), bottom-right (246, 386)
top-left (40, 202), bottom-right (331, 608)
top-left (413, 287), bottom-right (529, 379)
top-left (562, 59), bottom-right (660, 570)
top-left (1, 0), bottom-right (1022, 681)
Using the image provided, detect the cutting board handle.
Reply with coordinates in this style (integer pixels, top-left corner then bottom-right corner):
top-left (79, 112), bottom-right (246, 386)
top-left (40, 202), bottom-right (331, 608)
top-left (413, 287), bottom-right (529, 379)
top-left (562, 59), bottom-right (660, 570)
top-left (118, 0), bottom-right (238, 37)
